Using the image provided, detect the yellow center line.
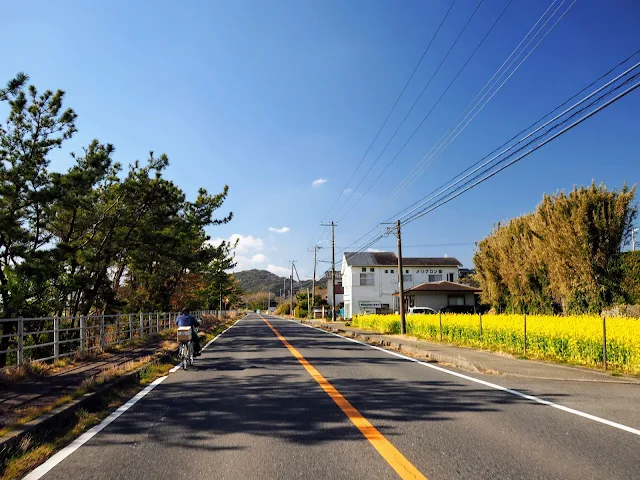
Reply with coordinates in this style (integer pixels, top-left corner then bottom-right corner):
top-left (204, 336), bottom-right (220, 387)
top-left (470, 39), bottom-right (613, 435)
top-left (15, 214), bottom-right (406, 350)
top-left (259, 315), bottom-right (427, 480)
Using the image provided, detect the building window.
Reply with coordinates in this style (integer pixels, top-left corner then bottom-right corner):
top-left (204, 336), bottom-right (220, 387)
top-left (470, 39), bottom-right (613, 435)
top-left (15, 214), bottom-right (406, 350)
top-left (429, 274), bottom-right (443, 282)
top-left (390, 269), bottom-right (395, 273)
top-left (439, 270), bottom-right (442, 273)
top-left (360, 273), bottom-right (375, 286)
top-left (370, 268), bottom-right (375, 272)
top-left (403, 274), bottom-right (412, 283)
top-left (447, 273), bottom-right (454, 282)
top-left (362, 267), bottom-right (366, 272)
top-left (405, 269), bottom-right (409, 274)
top-left (448, 295), bottom-right (465, 306)
top-left (385, 269), bottom-right (389, 273)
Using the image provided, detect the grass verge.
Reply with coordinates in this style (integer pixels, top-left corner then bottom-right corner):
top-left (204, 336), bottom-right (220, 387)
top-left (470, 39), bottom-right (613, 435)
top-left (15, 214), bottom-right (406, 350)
top-left (0, 317), bottom-right (234, 478)
top-left (0, 361), bottom-right (175, 480)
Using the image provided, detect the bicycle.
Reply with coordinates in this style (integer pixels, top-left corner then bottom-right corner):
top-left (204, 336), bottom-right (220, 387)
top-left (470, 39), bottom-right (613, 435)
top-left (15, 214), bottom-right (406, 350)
top-left (177, 326), bottom-right (195, 370)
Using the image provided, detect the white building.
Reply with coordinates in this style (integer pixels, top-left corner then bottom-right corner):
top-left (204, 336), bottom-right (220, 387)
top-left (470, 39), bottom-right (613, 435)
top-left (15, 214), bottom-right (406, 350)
top-left (341, 252), bottom-right (463, 318)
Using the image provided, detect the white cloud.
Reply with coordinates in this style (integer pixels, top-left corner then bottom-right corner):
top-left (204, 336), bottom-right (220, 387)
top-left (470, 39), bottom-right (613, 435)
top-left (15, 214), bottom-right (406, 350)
top-left (343, 188), bottom-right (353, 195)
top-left (312, 178), bottom-right (327, 187)
top-left (269, 226), bottom-right (290, 234)
top-left (267, 264), bottom-right (290, 276)
top-left (367, 248), bottom-right (383, 252)
top-left (251, 253), bottom-right (266, 262)
top-left (209, 234), bottom-right (264, 254)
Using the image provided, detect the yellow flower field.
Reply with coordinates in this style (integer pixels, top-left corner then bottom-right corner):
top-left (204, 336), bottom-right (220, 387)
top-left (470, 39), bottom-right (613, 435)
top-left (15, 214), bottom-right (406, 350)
top-left (351, 313), bottom-right (640, 374)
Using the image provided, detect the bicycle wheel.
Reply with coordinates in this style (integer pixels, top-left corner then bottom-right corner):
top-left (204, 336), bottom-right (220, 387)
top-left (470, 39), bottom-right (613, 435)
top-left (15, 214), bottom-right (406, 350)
top-left (181, 344), bottom-right (188, 370)
top-left (188, 341), bottom-right (194, 366)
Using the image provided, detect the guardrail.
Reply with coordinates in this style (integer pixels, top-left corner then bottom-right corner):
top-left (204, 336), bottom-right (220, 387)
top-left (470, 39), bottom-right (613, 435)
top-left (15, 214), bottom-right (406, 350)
top-left (0, 309), bottom-right (222, 368)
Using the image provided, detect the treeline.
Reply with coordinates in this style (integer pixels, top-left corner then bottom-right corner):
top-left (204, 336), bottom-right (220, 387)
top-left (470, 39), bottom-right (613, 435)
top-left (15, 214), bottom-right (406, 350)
top-left (474, 183), bottom-right (637, 314)
top-left (0, 73), bottom-right (238, 321)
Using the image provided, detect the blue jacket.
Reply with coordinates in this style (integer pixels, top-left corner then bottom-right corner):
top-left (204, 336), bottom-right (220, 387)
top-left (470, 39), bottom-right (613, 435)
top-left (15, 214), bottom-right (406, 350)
top-left (176, 314), bottom-right (200, 328)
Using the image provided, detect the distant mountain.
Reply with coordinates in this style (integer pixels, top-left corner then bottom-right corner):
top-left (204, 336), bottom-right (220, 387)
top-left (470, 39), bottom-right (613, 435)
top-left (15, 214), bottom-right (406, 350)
top-left (233, 269), bottom-right (325, 296)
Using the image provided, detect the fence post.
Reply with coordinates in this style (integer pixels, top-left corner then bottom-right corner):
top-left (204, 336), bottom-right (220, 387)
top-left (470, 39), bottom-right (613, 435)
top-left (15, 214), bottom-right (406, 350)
top-left (156, 312), bottom-right (160, 333)
top-left (100, 315), bottom-right (105, 349)
top-left (129, 314), bottom-right (133, 340)
top-left (602, 315), bottom-right (607, 370)
top-left (17, 317), bottom-right (24, 365)
top-left (523, 313), bottom-right (527, 355)
top-left (54, 315), bottom-right (60, 360)
top-left (80, 316), bottom-right (85, 350)
top-left (439, 312), bottom-right (443, 342)
top-left (116, 315), bottom-right (121, 344)
top-left (479, 313), bottom-right (483, 339)
top-left (139, 312), bottom-right (144, 337)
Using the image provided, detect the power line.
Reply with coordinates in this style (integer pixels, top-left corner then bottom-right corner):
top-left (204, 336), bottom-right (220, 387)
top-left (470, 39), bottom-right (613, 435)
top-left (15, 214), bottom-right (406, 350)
top-left (388, 47), bottom-right (640, 223)
top-left (348, 0), bottom-right (572, 229)
top-left (403, 72), bottom-right (640, 226)
top-left (306, 0), bottom-right (457, 249)
top-left (332, 0), bottom-right (487, 220)
top-left (387, 0), bottom-right (576, 206)
top-left (338, 46), bottom-right (639, 266)
top-left (336, 242), bottom-right (476, 249)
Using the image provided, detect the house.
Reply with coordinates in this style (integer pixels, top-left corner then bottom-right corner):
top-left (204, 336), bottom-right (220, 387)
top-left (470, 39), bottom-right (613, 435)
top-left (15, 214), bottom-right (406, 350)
top-left (326, 270), bottom-right (344, 308)
top-left (341, 252), bottom-right (463, 318)
top-left (392, 281), bottom-right (482, 312)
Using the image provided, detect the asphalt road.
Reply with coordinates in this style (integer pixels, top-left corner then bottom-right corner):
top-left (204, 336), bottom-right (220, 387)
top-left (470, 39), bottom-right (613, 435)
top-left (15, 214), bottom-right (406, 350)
top-left (32, 314), bottom-right (640, 480)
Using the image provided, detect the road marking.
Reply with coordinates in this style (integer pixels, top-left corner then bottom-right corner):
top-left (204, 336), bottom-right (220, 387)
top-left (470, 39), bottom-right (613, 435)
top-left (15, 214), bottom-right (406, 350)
top-left (293, 320), bottom-right (640, 437)
top-left (23, 316), bottom-right (246, 479)
top-left (23, 375), bottom-right (169, 480)
top-left (260, 315), bottom-right (427, 480)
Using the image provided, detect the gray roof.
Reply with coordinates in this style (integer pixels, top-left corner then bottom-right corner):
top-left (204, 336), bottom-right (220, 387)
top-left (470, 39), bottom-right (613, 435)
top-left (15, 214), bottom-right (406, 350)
top-left (343, 252), bottom-right (462, 267)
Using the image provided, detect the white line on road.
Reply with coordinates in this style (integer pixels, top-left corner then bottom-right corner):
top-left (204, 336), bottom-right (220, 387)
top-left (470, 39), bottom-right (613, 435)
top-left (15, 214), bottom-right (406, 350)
top-left (290, 319), bottom-right (640, 437)
top-left (23, 375), bottom-right (168, 480)
top-left (23, 316), bottom-right (246, 479)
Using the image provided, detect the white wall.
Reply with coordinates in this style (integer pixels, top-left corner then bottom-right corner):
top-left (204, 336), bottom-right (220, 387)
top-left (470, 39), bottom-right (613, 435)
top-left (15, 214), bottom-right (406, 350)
top-left (342, 264), bottom-right (460, 318)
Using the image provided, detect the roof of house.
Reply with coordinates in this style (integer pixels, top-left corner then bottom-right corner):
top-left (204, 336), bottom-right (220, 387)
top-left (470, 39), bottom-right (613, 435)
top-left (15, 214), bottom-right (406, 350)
top-left (392, 281), bottom-right (482, 296)
top-left (343, 252), bottom-right (462, 267)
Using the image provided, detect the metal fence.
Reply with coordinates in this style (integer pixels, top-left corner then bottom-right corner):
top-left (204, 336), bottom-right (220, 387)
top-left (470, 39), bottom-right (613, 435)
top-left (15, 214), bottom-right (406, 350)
top-left (0, 310), bottom-right (221, 368)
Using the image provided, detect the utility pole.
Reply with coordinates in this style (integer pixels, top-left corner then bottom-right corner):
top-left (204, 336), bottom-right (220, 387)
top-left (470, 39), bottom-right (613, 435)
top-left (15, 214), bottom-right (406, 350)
top-left (385, 219), bottom-right (406, 335)
top-left (633, 227), bottom-right (638, 252)
top-left (268, 291), bottom-right (271, 313)
top-left (312, 245), bottom-right (321, 316)
top-left (322, 222), bottom-right (337, 321)
top-left (307, 287), bottom-right (311, 319)
top-left (290, 261), bottom-right (295, 317)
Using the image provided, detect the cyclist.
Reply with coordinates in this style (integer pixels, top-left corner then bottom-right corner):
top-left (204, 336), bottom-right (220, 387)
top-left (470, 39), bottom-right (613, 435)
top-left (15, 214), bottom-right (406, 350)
top-left (175, 308), bottom-right (201, 356)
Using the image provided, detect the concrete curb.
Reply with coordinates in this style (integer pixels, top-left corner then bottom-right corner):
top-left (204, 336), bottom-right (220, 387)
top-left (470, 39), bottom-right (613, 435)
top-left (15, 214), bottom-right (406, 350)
top-left (0, 353), bottom-right (173, 465)
top-left (298, 320), bottom-right (640, 384)
top-left (301, 321), bottom-right (483, 373)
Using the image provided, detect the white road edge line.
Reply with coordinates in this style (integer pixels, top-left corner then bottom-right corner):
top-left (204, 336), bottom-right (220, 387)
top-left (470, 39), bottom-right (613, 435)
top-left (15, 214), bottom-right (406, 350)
top-left (23, 375), bottom-right (168, 480)
top-left (23, 315), bottom-right (247, 480)
top-left (288, 319), bottom-right (640, 437)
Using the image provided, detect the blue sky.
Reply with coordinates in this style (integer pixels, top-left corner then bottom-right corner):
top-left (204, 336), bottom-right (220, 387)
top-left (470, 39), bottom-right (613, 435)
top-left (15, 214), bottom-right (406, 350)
top-left (2, 0), bottom-right (639, 279)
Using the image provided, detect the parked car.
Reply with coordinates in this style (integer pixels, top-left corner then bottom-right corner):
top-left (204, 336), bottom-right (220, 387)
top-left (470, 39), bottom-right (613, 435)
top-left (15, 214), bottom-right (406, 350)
top-left (408, 307), bottom-right (438, 315)
top-left (439, 305), bottom-right (476, 314)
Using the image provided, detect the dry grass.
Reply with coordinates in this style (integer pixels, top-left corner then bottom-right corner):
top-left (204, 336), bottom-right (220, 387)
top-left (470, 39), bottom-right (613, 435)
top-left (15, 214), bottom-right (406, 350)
top-left (0, 362), bottom-right (176, 480)
top-left (0, 354), bottom-right (162, 439)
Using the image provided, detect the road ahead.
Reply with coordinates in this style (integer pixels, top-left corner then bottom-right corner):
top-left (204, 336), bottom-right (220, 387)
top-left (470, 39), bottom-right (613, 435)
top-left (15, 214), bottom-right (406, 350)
top-left (29, 315), bottom-right (640, 480)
